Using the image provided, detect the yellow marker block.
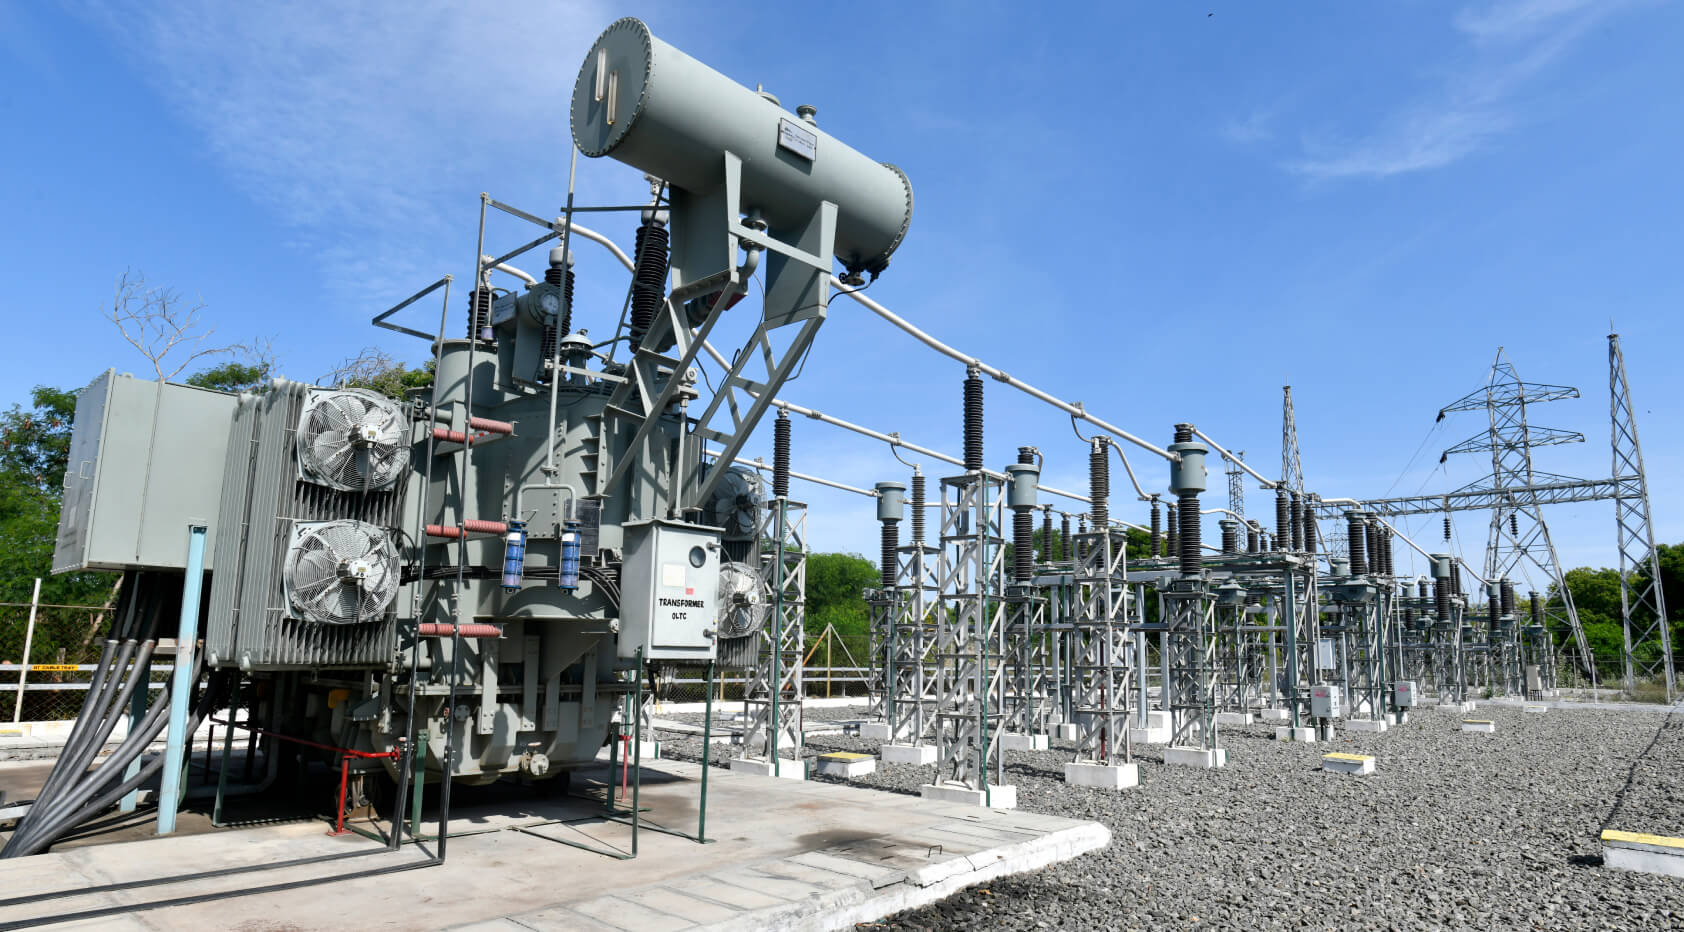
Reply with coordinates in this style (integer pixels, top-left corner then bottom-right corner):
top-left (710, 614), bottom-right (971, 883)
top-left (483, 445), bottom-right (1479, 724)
top-left (1323, 752), bottom-right (1374, 763)
top-left (818, 751), bottom-right (873, 762)
top-left (1602, 830), bottom-right (1684, 850)
top-left (327, 688), bottom-right (351, 709)
top-left (1463, 719), bottom-right (1494, 725)
top-left (30, 664), bottom-right (79, 672)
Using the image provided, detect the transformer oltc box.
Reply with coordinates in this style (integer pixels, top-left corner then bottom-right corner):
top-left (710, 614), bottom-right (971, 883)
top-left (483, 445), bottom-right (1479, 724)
top-left (1311, 684), bottom-right (1343, 719)
top-left (619, 519), bottom-right (722, 661)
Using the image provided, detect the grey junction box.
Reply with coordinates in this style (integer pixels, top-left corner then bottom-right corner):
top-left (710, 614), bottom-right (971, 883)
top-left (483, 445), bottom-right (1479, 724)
top-left (618, 519), bottom-right (722, 661)
top-left (54, 370), bottom-right (235, 573)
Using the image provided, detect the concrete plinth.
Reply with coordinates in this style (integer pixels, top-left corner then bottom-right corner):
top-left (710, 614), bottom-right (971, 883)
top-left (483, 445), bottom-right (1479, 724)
top-left (1163, 746), bottom-right (1227, 769)
top-left (880, 743), bottom-right (938, 766)
top-left (1053, 723), bottom-right (1079, 741)
top-left (1603, 831), bottom-right (1684, 879)
top-left (1064, 761), bottom-right (1139, 789)
top-left (1524, 704), bottom-right (1548, 715)
top-left (919, 782), bottom-right (1017, 809)
top-left (729, 757), bottom-right (807, 780)
top-left (1439, 701), bottom-right (1475, 713)
top-left (1000, 733), bottom-right (1049, 751)
top-left (1387, 711), bottom-right (1409, 725)
top-left (1259, 708), bottom-right (1291, 722)
top-left (1322, 752), bottom-right (1376, 776)
top-left (1275, 726), bottom-right (1316, 743)
top-left (858, 722), bottom-right (893, 741)
top-left (1461, 720), bottom-right (1496, 734)
top-left (1215, 712), bottom-right (1254, 726)
top-left (1346, 719), bottom-right (1389, 734)
top-left (814, 752), bottom-right (877, 779)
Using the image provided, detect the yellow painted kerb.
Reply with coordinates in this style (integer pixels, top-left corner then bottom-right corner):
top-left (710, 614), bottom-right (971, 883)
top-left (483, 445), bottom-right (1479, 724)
top-left (1463, 719), bottom-right (1494, 724)
top-left (819, 752), bottom-right (873, 762)
top-left (1602, 830), bottom-right (1684, 850)
top-left (1323, 753), bottom-right (1373, 763)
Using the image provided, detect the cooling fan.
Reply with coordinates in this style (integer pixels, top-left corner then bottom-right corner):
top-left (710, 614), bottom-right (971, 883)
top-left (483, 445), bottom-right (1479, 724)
top-left (701, 465), bottom-right (764, 542)
top-left (284, 520), bottom-right (400, 625)
top-left (296, 388), bottom-right (410, 491)
top-left (716, 561), bottom-right (770, 639)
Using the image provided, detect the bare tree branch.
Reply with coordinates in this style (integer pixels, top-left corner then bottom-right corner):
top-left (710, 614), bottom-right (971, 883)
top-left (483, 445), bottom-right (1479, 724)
top-left (319, 346), bottom-right (398, 388)
top-left (104, 269), bottom-right (246, 380)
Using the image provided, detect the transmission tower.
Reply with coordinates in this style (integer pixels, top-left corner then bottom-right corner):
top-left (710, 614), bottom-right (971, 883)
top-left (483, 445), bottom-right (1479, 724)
top-left (1438, 349), bottom-right (1594, 685)
top-left (1609, 333), bottom-right (1673, 699)
top-left (1227, 450), bottom-right (1246, 520)
top-left (1281, 386), bottom-right (1304, 495)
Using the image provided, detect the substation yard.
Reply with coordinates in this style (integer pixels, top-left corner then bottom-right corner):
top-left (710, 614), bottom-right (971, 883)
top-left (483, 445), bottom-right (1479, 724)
top-left (658, 702), bottom-right (1684, 931)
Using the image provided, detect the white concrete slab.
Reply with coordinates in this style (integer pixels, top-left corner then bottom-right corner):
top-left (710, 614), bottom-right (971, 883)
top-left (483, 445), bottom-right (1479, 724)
top-left (730, 757), bottom-right (807, 780)
top-left (1064, 762), bottom-right (1138, 790)
top-left (880, 743), bottom-right (936, 766)
top-left (1275, 726), bottom-right (1316, 743)
top-left (1346, 719), bottom-right (1388, 734)
top-left (1000, 733), bottom-right (1048, 751)
top-left (1163, 746), bottom-right (1227, 769)
top-left (919, 783), bottom-right (1017, 809)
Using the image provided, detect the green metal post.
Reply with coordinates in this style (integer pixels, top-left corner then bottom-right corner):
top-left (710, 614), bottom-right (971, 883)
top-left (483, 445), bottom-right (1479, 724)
top-left (698, 659), bottom-right (714, 843)
top-left (632, 647), bottom-right (643, 857)
top-left (212, 674), bottom-right (241, 826)
top-left (409, 730), bottom-right (428, 841)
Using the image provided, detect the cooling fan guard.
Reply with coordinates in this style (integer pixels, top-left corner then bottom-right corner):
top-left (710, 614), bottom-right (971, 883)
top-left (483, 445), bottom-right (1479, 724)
top-left (284, 520), bottom-right (400, 625)
top-left (296, 388), bottom-right (410, 491)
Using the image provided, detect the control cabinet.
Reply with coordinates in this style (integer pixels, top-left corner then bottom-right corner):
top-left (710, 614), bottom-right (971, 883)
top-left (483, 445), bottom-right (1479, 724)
top-left (1311, 684), bottom-right (1343, 719)
top-left (619, 519), bottom-right (722, 661)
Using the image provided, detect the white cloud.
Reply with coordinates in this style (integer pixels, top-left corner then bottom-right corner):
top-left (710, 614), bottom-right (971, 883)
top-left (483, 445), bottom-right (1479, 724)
top-left (76, 0), bottom-right (628, 295)
top-left (1291, 0), bottom-right (1634, 180)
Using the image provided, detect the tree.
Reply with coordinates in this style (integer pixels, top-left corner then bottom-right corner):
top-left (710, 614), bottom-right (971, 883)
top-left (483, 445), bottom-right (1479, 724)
top-left (320, 348), bottom-right (434, 400)
top-left (0, 387), bottom-right (116, 605)
top-left (804, 552), bottom-right (880, 647)
top-left (104, 270), bottom-right (251, 380)
top-left (185, 361), bottom-right (272, 393)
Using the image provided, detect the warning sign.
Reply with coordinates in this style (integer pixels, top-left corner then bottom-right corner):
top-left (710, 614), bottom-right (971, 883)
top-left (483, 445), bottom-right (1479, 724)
top-left (29, 664), bottom-right (80, 672)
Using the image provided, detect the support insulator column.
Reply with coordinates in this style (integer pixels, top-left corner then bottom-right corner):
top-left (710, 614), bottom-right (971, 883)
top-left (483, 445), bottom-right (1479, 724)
top-left (1346, 511), bottom-right (1368, 576)
top-left (875, 481), bottom-right (906, 589)
top-left (1220, 519), bottom-right (1239, 555)
top-left (1275, 490), bottom-right (1290, 551)
top-left (1500, 579), bottom-right (1515, 618)
top-left (1168, 424), bottom-right (1207, 579)
top-left (1290, 491), bottom-right (1304, 552)
top-left (963, 367), bottom-right (984, 472)
top-left (1149, 498), bottom-right (1162, 557)
top-left (1007, 450), bottom-right (1040, 583)
top-left (772, 411), bottom-right (791, 499)
top-left (910, 470), bottom-right (926, 546)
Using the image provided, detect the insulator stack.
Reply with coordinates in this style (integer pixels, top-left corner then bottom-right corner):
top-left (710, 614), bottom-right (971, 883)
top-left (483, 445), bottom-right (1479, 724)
top-left (910, 472), bottom-right (926, 545)
top-left (468, 285), bottom-right (494, 340)
top-left (1443, 515), bottom-right (1452, 541)
top-left (1177, 491), bottom-right (1201, 576)
top-left (1346, 512), bottom-right (1368, 575)
top-left (1248, 523), bottom-right (1260, 554)
top-left (1018, 447), bottom-right (1036, 465)
top-left (1510, 512), bottom-right (1519, 536)
top-left (1077, 517), bottom-right (1088, 562)
top-left (1290, 492), bottom-right (1304, 552)
top-left (1379, 529), bottom-right (1394, 576)
top-left (1014, 507), bottom-right (1033, 582)
top-left (1489, 590), bottom-right (1501, 626)
top-left (1530, 592), bottom-right (1543, 625)
top-left (962, 369), bottom-right (984, 472)
top-left (1042, 510), bottom-right (1053, 563)
top-left (629, 219), bottom-right (670, 352)
top-left (1275, 491), bottom-right (1290, 549)
top-left (1451, 563), bottom-right (1463, 598)
top-left (1436, 578), bottom-right (1452, 622)
top-left (1500, 579), bottom-right (1515, 617)
top-left (1220, 520), bottom-right (1238, 555)
top-left (1060, 513), bottom-right (1071, 562)
top-left (1304, 509), bottom-right (1318, 554)
top-left (1150, 499), bottom-right (1162, 557)
top-left (1089, 438), bottom-right (1109, 530)
top-left (1365, 521), bottom-right (1381, 576)
top-left (881, 522), bottom-right (899, 588)
top-left (772, 411), bottom-right (791, 499)
top-left (1166, 502), bottom-right (1178, 558)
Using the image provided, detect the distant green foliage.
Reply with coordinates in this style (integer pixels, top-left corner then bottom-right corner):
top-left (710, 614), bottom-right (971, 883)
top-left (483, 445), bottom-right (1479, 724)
top-left (1555, 545), bottom-right (1683, 669)
top-left (348, 360), bottom-right (434, 400)
top-left (186, 360), bottom-right (272, 393)
top-left (805, 552), bottom-right (880, 645)
top-left (0, 386), bottom-right (117, 606)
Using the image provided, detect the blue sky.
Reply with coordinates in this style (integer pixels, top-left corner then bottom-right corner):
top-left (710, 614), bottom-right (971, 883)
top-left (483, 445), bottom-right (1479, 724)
top-left (3, 0), bottom-right (1680, 591)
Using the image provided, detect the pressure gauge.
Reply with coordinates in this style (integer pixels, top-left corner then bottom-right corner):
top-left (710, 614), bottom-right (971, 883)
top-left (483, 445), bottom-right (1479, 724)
top-left (688, 545), bottom-right (707, 568)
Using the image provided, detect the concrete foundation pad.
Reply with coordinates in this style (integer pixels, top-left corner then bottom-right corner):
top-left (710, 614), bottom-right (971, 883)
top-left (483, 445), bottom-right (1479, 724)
top-left (1602, 831), bottom-right (1684, 879)
top-left (1214, 712), bottom-right (1253, 726)
top-left (0, 755), bottom-right (1107, 931)
top-left (1275, 726), bottom-right (1317, 743)
top-left (1053, 723), bottom-right (1079, 741)
top-left (730, 757), bottom-right (807, 780)
top-left (1387, 711), bottom-right (1409, 725)
top-left (1000, 733), bottom-right (1049, 751)
top-left (1064, 762), bottom-right (1139, 790)
top-left (919, 782), bottom-right (1018, 809)
top-left (880, 743), bottom-right (938, 766)
top-left (858, 722), bottom-right (893, 741)
top-left (1163, 746), bottom-right (1227, 769)
top-left (1129, 726), bottom-right (1171, 744)
top-left (815, 752), bottom-right (877, 779)
top-left (1259, 708), bottom-right (1291, 722)
top-left (1462, 720), bottom-right (1497, 733)
top-left (1524, 704), bottom-right (1548, 715)
top-left (1346, 719), bottom-right (1389, 734)
top-left (1322, 752), bottom-right (1376, 776)
top-left (1144, 710), bottom-right (1172, 729)
top-left (1438, 701), bottom-right (1475, 713)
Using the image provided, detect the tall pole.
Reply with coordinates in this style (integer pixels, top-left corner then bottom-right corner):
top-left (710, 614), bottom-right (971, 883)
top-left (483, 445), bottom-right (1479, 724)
top-left (157, 525), bottom-right (207, 835)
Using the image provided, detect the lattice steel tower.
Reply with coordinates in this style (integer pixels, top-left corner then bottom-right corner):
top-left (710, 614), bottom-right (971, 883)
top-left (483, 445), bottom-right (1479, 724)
top-left (1608, 332), bottom-right (1673, 699)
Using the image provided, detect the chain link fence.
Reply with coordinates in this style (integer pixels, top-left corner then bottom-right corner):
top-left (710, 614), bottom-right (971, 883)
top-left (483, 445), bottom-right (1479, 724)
top-left (653, 625), bottom-right (873, 705)
top-left (1, 582), bottom-right (153, 724)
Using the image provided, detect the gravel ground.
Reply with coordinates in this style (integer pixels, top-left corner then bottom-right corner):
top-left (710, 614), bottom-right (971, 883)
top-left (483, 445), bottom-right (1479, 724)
top-left (659, 703), bottom-right (1684, 930)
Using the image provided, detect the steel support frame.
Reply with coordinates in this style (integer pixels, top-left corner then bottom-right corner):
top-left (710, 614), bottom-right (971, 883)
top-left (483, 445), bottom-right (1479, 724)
top-left (1069, 530), bottom-right (1131, 766)
top-left (931, 474), bottom-right (1006, 794)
